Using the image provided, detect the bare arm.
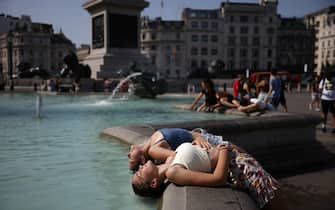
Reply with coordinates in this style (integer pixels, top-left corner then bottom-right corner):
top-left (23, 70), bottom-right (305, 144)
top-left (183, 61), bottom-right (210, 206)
top-left (148, 146), bottom-right (175, 163)
top-left (191, 132), bottom-right (211, 149)
top-left (166, 149), bottom-right (229, 187)
top-left (190, 92), bottom-right (204, 109)
top-left (265, 84), bottom-right (273, 103)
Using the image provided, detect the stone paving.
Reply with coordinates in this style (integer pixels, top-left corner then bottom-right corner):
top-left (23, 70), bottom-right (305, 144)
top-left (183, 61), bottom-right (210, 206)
top-left (274, 90), bottom-right (335, 210)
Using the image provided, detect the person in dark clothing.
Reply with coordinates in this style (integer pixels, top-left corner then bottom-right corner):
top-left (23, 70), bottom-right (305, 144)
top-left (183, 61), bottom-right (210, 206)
top-left (190, 78), bottom-right (217, 112)
top-left (278, 78), bottom-right (288, 112)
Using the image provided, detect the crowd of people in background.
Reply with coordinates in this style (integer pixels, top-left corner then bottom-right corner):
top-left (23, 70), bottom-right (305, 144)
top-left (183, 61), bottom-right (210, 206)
top-left (189, 69), bottom-right (288, 114)
top-left (188, 69), bottom-right (335, 133)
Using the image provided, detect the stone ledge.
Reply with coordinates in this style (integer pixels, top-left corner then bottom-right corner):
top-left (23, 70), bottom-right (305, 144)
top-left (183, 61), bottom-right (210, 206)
top-left (102, 113), bottom-right (322, 152)
top-left (101, 113), bottom-right (323, 210)
top-left (161, 184), bottom-right (259, 210)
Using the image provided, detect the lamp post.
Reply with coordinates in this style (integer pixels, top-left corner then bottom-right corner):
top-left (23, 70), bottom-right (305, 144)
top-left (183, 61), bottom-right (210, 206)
top-left (7, 31), bottom-right (14, 91)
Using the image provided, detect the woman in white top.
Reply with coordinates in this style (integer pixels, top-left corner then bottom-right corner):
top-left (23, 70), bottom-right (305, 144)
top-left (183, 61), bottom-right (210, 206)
top-left (131, 142), bottom-right (280, 208)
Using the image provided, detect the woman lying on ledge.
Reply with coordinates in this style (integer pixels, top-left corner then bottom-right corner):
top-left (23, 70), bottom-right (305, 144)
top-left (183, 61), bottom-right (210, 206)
top-left (127, 128), bottom-right (224, 171)
top-left (131, 142), bottom-right (281, 209)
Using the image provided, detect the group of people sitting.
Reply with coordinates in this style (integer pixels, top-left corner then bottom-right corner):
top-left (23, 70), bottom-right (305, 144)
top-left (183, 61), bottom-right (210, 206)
top-left (128, 128), bottom-right (282, 209)
top-left (188, 69), bottom-right (286, 113)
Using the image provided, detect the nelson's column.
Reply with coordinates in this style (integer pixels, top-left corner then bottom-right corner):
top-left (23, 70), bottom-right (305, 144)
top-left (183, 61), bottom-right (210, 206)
top-left (82, 0), bottom-right (149, 79)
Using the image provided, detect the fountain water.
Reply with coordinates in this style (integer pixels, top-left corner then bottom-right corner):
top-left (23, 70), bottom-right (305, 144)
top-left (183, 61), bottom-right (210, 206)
top-left (36, 93), bottom-right (42, 118)
top-left (107, 72), bottom-right (142, 101)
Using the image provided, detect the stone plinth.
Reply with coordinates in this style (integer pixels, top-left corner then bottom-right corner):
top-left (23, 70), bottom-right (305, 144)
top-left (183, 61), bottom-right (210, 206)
top-left (82, 0), bottom-right (149, 79)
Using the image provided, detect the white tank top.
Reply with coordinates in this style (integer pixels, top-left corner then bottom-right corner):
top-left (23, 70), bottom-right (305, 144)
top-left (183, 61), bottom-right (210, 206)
top-left (171, 143), bottom-right (212, 173)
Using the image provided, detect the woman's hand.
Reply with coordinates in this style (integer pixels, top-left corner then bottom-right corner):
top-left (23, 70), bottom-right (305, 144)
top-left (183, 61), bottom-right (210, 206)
top-left (192, 137), bottom-right (211, 150)
top-left (216, 143), bottom-right (230, 150)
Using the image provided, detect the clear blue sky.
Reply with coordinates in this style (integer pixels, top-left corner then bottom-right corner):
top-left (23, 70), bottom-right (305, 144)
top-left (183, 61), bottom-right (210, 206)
top-left (1, 0), bottom-right (334, 47)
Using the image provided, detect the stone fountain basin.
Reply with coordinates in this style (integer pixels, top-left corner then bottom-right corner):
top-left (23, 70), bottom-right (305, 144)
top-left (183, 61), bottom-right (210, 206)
top-left (102, 112), bottom-right (324, 210)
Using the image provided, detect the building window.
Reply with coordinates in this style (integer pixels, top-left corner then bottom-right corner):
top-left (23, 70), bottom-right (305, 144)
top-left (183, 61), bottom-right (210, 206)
top-left (201, 60), bottom-right (208, 69)
top-left (230, 15), bottom-right (234, 22)
top-left (240, 60), bottom-right (248, 69)
top-left (230, 26), bottom-right (235, 34)
top-left (150, 45), bottom-right (156, 50)
top-left (151, 56), bottom-right (156, 65)
top-left (151, 33), bottom-right (156, 40)
top-left (269, 17), bottom-right (273, 23)
top-left (142, 33), bottom-right (146, 40)
top-left (268, 37), bottom-right (273, 45)
top-left (240, 48), bottom-right (247, 57)
top-left (211, 22), bottom-right (218, 29)
top-left (191, 47), bottom-right (198, 55)
top-left (267, 27), bottom-right (275, 34)
top-left (176, 69), bottom-right (180, 78)
top-left (254, 16), bottom-right (259, 23)
top-left (228, 36), bottom-right (236, 46)
top-left (240, 16), bottom-right (248, 23)
top-left (201, 21), bottom-right (208, 29)
top-left (228, 48), bottom-right (235, 57)
top-left (240, 26), bottom-right (248, 34)
top-left (267, 61), bottom-right (272, 69)
top-left (252, 37), bottom-right (260, 46)
top-left (191, 21), bottom-right (199, 28)
top-left (191, 34), bottom-right (198, 42)
top-left (201, 48), bottom-right (208, 55)
top-left (176, 33), bottom-right (181, 39)
top-left (228, 60), bottom-right (234, 70)
top-left (166, 55), bottom-right (171, 65)
top-left (268, 49), bottom-right (272, 58)
top-left (201, 35), bottom-right (208, 42)
top-left (252, 60), bottom-right (258, 69)
top-left (191, 60), bottom-right (197, 68)
top-left (254, 26), bottom-right (259, 34)
top-left (252, 48), bottom-right (259, 57)
top-left (211, 35), bottom-right (218, 42)
top-left (211, 48), bottom-right (218, 55)
top-left (166, 69), bottom-right (170, 75)
top-left (240, 37), bottom-right (248, 45)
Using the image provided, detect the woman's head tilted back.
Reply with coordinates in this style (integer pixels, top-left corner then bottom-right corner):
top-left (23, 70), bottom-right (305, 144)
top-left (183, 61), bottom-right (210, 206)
top-left (131, 160), bottom-right (167, 198)
top-left (128, 145), bottom-right (147, 171)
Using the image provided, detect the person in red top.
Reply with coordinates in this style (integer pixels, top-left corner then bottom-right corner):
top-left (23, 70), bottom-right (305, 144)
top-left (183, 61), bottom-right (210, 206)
top-left (232, 74), bottom-right (242, 98)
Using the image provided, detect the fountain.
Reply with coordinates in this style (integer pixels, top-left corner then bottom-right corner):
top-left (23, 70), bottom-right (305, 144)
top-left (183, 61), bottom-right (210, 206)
top-left (36, 93), bottom-right (42, 118)
top-left (108, 72), bottom-right (142, 100)
top-left (104, 71), bottom-right (168, 101)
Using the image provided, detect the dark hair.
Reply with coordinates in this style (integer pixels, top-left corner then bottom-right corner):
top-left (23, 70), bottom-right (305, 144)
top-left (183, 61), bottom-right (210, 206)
top-left (270, 68), bottom-right (278, 76)
top-left (132, 182), bottom-right (168, 198)
top-left (130, 161), bottom-right (140, 172)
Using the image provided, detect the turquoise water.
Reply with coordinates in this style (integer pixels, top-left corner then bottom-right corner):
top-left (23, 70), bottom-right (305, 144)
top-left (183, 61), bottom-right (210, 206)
top-left (0, 93), bottom-right (237, 210)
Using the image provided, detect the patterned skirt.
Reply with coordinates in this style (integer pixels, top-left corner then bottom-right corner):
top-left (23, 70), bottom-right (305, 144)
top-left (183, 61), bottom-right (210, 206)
top-left (227, 149), bottom-right (280, 208)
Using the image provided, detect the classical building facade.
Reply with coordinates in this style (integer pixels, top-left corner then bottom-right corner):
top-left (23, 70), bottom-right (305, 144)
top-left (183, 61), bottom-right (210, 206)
top-left (0, 14), bottom-right (75, 81)
top-left (305, 6), bottom-right (335, 74)
top-left (277, 18), bottom-right (314, 73)
top-left (141, 17), bottom-right (186, 79)
top-left (140, 0), bottom-right (280, 78)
